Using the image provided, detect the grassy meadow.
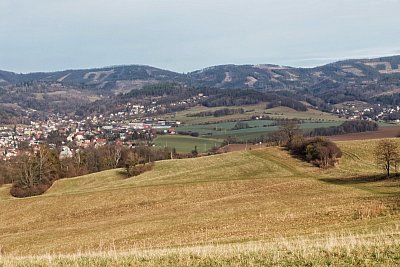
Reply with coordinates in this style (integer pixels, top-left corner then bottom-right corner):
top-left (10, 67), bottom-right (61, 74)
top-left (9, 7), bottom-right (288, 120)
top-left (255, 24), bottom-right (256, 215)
top-left (0, 139), bottom-right (399, 266)
top-left (174, 120), bottom-right (341, 142)
top-left (154, 135), bottom-right (223, 153)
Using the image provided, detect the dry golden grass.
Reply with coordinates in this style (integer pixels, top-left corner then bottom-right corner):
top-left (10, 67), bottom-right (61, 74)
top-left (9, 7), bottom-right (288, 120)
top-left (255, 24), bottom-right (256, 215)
top-left (0, 231), bottom-right (399, 266)
top-left (0, 139), bottom-right (399, 265)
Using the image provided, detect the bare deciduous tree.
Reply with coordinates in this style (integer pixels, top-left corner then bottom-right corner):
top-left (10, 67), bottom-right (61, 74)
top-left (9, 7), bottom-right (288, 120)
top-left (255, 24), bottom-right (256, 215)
top-left (279, 122), bottom-right (302, 145)
top-left (374, 139), bottom-right (400, 177)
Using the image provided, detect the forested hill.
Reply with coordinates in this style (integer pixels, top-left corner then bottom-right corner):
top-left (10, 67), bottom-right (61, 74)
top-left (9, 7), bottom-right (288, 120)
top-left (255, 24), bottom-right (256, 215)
top-left (1, 55), bottom-right (400, 95)
top-left (0, 65), bottom-right (185, 90)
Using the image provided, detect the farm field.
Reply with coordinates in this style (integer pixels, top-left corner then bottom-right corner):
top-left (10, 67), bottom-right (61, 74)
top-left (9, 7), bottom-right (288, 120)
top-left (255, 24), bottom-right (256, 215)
top-left (156, 104), bottom-right (353, 147)
top-left (170, 120), bottom-right (341, 143)
top-left (0, 139), bottom-right (399, 266)
top-left (264, 106), bottom-right (345, 121)
top-left (329, 126), bottom-right (400, 141)
top-left (164, 104), bottom-right (342, 125)
top-left (154, 135), bottom-right (223, 153)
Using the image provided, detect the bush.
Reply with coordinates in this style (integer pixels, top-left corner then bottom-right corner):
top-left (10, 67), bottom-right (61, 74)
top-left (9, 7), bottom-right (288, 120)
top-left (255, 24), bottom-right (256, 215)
top-left (126, 163), bottom-right (154, 177)
top-left (289, 137), bottom-right (342, 168)
top-left (10, 181), bottom-right (52, 198)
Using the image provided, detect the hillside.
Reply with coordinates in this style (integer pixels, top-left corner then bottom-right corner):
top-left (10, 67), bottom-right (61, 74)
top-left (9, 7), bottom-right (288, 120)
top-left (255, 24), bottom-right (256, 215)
top-left (1, 56), bottom-right (400, 123)
top-left (0, 65), bottom-right (185, 90)
top-left (0, 56), bottom-right (399, 94)
top-left (0, 139), bottom-right (398, 265)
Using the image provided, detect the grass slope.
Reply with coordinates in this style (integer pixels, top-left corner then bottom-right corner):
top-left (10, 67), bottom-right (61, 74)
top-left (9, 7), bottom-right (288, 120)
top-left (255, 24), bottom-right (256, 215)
top-left (0, 140), bottom-right (399, 265)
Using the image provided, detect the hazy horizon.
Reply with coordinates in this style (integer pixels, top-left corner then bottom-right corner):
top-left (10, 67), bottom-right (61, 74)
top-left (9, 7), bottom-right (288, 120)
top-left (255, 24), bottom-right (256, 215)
top-left (1, 0), bottom-right (400, 73)
top-left (2, 53), bottom-right (400, 75)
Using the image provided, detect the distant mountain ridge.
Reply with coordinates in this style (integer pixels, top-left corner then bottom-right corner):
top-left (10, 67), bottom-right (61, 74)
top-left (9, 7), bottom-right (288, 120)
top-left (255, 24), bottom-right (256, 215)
top-left (1, 55), bottom-right (400, 92)
top-left (0, 65), bottom-right (185, 90)
top-left (1, 55), bottom-right (400, 124)
top-left (0, 56), bottom-right (400, 105)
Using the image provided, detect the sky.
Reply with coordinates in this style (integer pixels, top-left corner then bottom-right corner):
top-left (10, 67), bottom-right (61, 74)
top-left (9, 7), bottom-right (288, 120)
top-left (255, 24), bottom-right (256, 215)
top-left (1, 0), bottom-right (400, 73)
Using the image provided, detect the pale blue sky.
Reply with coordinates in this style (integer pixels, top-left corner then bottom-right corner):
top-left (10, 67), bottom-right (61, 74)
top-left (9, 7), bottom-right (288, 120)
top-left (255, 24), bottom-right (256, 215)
top-left (1, 0), bottom-right (400, 73)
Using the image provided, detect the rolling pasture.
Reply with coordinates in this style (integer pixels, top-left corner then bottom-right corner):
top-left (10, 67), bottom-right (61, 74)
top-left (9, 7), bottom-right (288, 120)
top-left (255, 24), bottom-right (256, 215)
top-left (0, 140), bottom-right (399, 266)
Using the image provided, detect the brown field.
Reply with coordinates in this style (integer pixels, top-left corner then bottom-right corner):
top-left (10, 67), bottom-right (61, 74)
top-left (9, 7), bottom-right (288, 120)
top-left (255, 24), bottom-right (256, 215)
top-left (0, 139), bottom-right (399, 265)
top-left (328, 126), bottom-right (400, 141)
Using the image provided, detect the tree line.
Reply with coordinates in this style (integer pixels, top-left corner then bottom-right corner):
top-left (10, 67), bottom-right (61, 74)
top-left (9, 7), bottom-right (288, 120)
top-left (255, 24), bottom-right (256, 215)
top-left (187, 108), bottom-right (245, 118)
top-left (0, 144), bottom-right (174, 198)
top-left (308, 121), bottom-right (378, 137)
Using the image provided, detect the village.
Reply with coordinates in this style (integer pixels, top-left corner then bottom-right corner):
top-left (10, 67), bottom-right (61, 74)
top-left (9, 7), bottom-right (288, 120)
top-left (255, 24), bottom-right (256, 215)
top-left (333, 102), bottom-right (400, 122)
top-left (0, 113), bottom-right (181, 161)
top-left (3, 93), bottom-right (400, 161)
top-left (0, 94), bottom-right (208, 161)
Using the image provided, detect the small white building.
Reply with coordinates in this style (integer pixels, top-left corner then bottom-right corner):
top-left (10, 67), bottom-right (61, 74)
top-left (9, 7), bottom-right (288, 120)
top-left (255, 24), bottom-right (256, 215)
top-left (59, 146), bottom-right (73, 159)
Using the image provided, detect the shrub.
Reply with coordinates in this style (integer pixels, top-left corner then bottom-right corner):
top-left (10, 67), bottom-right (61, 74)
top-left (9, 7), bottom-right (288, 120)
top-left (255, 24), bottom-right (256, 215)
top-left (289, 137), bottom-right (342, 168)
top-left (126, 163), bottom-right (154, 177)
top-left (10, 180), bottom-right (52, 198)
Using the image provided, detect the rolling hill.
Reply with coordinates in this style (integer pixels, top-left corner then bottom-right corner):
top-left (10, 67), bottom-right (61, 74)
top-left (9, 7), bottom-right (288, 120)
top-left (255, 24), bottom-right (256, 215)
top-left (0, 55), bottom-right (400, 93)
top-left (1, 56), bottom-right (400, 123)
top-left (0, 139), bottom-right (399, 265)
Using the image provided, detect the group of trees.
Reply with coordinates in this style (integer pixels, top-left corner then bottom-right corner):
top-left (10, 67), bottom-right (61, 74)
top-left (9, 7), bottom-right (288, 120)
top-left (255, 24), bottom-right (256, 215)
top-left (266, 97), bottom-right (308, 111)
top-left (309, 121), bottom-right (378, 137)
top-left (232, 121), bottom-right (251, 130)
top-left (0, 144), bottom-right (174, 198)
top-left (188, 108), bottom-right (245, 118)
top-left (289, 137), bottom-right (343, 168)
top-left (279, 122), bottom-right (342, 168)
top-left (9, 146), bottom-right (59, 197)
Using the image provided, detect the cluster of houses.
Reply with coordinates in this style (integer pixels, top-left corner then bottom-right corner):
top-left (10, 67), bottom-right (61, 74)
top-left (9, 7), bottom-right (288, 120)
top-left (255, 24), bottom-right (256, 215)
top-left (0, 115), bottom-right (182, 161)
top-left (0, 94), bottom-right (205, 161)
top-left (0, 126), bottom-right (18, 160)
top-left (333, 103), bottom-right (400, 122)
top-left (105, 94), bottom-right (206, 119)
